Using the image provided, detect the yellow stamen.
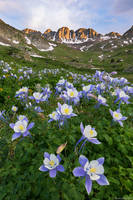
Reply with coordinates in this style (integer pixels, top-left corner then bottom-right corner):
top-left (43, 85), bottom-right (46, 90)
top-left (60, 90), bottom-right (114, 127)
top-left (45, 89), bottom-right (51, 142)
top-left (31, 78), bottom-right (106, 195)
top-left (90, 168), bottom-right (96, 173)
top-left (70, 91), bottom-right (74, 97)
top-left (114, 113), bottom-right (119, 118)
top-left (64, 108), bottom-right (69, 114)
top-left (19, 125), bottom-right (24, 131)
top-left (89, 130), bottom-right (94, 135)
top-left (49, 160), bottom-right (55, 167)
top-left (52, 113), bottom-right (56, 117)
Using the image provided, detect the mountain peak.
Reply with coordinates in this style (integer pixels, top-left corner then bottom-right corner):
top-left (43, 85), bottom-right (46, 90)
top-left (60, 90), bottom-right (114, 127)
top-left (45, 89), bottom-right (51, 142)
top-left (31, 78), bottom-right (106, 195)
top-left (105, 32), bottom-right (121, 38)
top-left (43, 27), bottom-right (101, 42)
top-left (44, 29), bottom-right (52, 34)
top-left (23, 28), bottom-right (39, 34)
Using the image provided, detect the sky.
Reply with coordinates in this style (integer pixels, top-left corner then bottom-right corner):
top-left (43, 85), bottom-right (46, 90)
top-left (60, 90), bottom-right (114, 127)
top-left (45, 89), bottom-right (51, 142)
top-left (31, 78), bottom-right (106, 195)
top-left (0, 0), bottom-right (133, 35)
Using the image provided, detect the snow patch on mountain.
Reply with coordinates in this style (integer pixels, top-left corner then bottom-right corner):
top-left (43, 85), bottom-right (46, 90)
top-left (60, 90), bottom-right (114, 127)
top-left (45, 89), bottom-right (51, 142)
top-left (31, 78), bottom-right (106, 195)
top-left (49, 43), bottom-right (57, 47)
top-left (13, 40), bottom-right (19, 44)
top-left (39, 46), bottom-right (54, 52)
top-left (0, 42), bottom-right (10, 46)
top-left (25, 36), bottom-right (31, 45)
top-left (80, 46), bottom-right (86, 52)
top-left (31, 54), bottom-right (45, 58)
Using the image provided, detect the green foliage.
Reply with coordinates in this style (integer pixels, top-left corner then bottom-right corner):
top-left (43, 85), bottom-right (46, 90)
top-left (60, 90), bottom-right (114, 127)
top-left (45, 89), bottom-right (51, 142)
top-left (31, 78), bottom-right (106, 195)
top-left (0, 58), bottom-right (133, 200)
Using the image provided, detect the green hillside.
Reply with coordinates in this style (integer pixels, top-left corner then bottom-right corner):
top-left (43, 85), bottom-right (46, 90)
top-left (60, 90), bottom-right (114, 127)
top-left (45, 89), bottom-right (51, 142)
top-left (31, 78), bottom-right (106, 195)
top-left (0, 42), bottom-right (133, 82)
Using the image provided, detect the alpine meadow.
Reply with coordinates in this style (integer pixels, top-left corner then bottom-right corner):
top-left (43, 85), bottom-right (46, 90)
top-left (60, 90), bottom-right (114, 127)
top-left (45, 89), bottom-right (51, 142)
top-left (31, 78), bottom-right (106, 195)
top-left (0, 1), bottom-right (133, 199)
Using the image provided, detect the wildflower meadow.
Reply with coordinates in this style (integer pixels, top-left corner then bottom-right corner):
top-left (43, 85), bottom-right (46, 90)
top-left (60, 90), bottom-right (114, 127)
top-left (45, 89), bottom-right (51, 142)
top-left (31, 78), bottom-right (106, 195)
top-left (0, 60), bottom-right (133, 200)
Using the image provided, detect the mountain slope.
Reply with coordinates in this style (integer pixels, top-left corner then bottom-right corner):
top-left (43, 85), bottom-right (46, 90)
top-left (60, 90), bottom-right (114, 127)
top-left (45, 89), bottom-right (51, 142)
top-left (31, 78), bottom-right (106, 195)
top-left (123, 26), bottom-right (133, 39)
top-left (0, 19), bottom-right (51, 52)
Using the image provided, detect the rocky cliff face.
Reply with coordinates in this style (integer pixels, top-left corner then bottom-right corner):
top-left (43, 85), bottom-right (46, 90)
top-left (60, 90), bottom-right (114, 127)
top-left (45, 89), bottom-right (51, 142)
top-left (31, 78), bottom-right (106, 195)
top-left (27, 32), bottom-right (50, 50)
top-left (75, 28), bottom-right (101, 40)
top-left (123, 26), bottom-right (133, 38)
top-left (56, 27), bottom-right (73, 41)
top-left (0, 19), bottom-right (25, 44)
top-left (0, 19), bottom-right (50, 51)
top-left (105, 32), bottom-right (121, 38)
top-left (43, 27), bottom-right (102, 42)
top-left (43, 29), bottom-right (56, 40)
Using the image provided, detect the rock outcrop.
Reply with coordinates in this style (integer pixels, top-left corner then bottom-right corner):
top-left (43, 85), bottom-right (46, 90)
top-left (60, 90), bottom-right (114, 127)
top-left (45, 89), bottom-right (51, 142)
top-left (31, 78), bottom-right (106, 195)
top-left (43, 27), bottom-right (101, 42)
top-left (0, 19), bottom-right (50, 51)
top-left (105, 32), bottom-right (121, 38)
top-left (27, 32), bottom-right (50, 50)
top-left (23, 28), bottom-right (40, 34)
top-left (123, 26), bottom-right (133, 38)
top-left (0, 19), bottom-right (25, 44)
top-left (75, 28), bottom-right (101, 41)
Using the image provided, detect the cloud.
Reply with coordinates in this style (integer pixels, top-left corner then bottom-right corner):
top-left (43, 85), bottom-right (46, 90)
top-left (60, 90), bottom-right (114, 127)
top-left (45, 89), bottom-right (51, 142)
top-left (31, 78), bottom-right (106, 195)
top-left (113, 0), bottom-right (133, 13)
top-left (0, 0), bottom-right (132, 34)
top-left (25, 0), bottom-right (99, 31)
top-left (0, 0), bottom-right (100, 32)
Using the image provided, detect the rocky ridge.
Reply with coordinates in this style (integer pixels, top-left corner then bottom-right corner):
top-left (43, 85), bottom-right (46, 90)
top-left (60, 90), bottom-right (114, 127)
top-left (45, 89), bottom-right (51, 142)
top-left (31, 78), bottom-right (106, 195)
top-left (42, 27), bottom-right (102, 43)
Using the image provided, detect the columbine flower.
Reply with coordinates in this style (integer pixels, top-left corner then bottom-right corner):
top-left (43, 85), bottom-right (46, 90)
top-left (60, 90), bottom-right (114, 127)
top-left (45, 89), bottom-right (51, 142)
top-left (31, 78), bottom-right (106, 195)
top-left (11, 106), bottom-right (18, 112)
top-left (15, 87), bottom-right (28, 102)
top-left (114, 89), bottom-right (130, 105)
top-left (75, 123), bottom-right (101, 152)
top-left (73, 155), bottom-right (109, 195)
top-left (67, 88), bottom-right (80, 103)
top-left (60, 88), bottom-right (80, 104)
top-left (29, 92), bottom-right (44, 103)
top-left (82, 85), bottom-right (95, 98)
top-left (97, 95), bottom-right (108, 106)
top-left (34, 106), bottom-right (44, 113)
top-left (16, 87), bottom-right (28, 97)
top-left (17, 115), bottom-right (27, 121)
top-left (39, 152), bottom-right (64, 178)
top-left (60, 103), bottom-right (72, 116)
top-left (48, 111), bottom-right (60, 122)
top-left (48, 103), bottom-right (77, 126)
top-left (10, 117), bottom-right (34, 141)
top-left (57, 79), bottom-right (66, 86)
top-left (109, 109), bottom-right (127, 127)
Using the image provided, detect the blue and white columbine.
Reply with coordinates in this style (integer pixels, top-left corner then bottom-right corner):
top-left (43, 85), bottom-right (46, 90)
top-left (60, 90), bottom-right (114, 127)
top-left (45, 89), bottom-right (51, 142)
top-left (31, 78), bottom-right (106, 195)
top-left (29, 92), bottom-right (44, 103)
top-left (11, 106), bottom-right (18, 112)
top-left (39, 152), bottom-right (64, 178)
top-left (49, 103), bottom-right (77, 126)
top-left (10, 117), bottom-right (34, 141)
top-left (75, 123), bottom-right (101, 151)
top-left (73, 155), bottom-right (109, 195)
top-left (97, 95), bottom-right (108, 106)
top-left (109, 109), bottom-right (127, 127)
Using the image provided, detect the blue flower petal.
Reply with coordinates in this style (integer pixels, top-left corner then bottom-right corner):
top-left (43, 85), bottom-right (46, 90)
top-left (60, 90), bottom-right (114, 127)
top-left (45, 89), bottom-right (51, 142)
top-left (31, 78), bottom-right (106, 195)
top-left (85, 175), bottom-right (92, 195)
top-left (23, 131), bottom-right (30, 137)
top-left (27, 122), bottom-right (34, 130)
top-left (96, 175), bottom-right (109, 185)
top-left (12, 132), bottom-right (21, 141)
top-left (57, 154), bottom-right (61, 162)
top-left (73, 167), bottom-right (85, 177)
top-left (80, 122), bottom-right (84, 134)
top-left (39, 165), bottom-right (48, 172)
top-left (79, 155), bottom-right (88, 167)
top-left (44, 152), bottom-right (50, 159)
top-left (57, 165), bottom-right (64, 172)
top-left (49, 169), bottom-right (57, 178)
top-left (88, 138), bottom-right (101, 144)
top-left (10, 123), bottom-right (15, 129)
top-left (97, 157), bottom-right (104, 165)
